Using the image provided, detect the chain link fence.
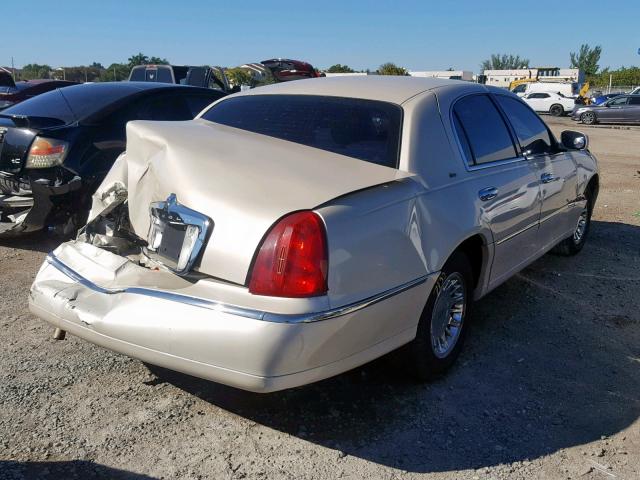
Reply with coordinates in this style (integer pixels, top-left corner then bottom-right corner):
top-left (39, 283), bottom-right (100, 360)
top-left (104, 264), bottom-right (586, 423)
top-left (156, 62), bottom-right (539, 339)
top-left (589, 85), bottom-right (638, 95)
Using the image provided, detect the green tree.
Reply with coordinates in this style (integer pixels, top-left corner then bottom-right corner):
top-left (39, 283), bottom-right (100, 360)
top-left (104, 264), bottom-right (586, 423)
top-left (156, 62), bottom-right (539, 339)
top-left (101, 63), bottom-right (131, 82)
top-left (480, 54), bottom-right (529, 71)
top-left (127, 53), bottom-right (149, 67)
top-left (586, 65), bottom-right (640, 88)
top-left (62, 66), bottom-right (103, 83)
top-left (148, 56), bottom-right (169, 65)
top-left (327, 64), bottom-right (355, 73)
top-left (377, 62), bottom-right (409, 76)
top-left (21, 64), bottom-right (52, 80)
top-left (225, 67), bottom-right (253, 87)
top-left (127, 53), bottom-right (169, 68)
top-left (570, 44), bottom-right (602, 75)
top-left (90, 62), bottom-right (105, 69)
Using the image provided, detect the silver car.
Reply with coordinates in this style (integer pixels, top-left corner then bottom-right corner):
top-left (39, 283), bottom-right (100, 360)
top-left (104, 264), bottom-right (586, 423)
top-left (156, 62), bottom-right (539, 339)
top-left (573, 94), bottom-right (640, 124)
top-left (29, 77), bottom-right (599, 392)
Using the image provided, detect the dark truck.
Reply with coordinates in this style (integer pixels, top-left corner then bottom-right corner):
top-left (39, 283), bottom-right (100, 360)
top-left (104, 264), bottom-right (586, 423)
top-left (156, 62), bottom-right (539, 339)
top-left (128, 65), bottom-right (233, 92)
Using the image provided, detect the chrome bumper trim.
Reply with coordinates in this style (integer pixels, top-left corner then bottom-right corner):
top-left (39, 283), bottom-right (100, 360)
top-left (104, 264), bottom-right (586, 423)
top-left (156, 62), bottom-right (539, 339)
top-left (45, 253), bottom-right (430, 324)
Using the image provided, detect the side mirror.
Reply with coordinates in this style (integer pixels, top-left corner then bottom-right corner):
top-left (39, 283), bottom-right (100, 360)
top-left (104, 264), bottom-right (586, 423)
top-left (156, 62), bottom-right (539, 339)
top-left (561, 130), bottom-right (588, 150)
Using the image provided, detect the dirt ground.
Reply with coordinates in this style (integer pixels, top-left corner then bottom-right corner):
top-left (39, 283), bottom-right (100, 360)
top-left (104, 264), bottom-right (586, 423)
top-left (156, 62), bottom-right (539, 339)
top-left (1, 116), bottom-right (639, 480)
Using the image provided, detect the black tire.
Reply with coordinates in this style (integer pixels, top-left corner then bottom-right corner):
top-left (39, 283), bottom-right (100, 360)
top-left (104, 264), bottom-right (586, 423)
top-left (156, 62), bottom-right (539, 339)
top-left (581, 111), bottom-right (597, 125)
top-left (403, 252), bottom-right (474, 380)
top-left (549, 104), bottom-right (564, 116)
top-left (552, 188), bottom-right (594, 256)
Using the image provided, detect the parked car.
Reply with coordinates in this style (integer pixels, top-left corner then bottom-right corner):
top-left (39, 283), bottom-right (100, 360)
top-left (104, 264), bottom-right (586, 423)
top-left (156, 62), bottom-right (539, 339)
top-left (0, 79), bottom-right (79, 111)
top-left (0, 82), bottom-right (225, 237)
top-left (572, 94), bottom-right (640, 125)
top-left (29, 77), bottom-right (598, 393)
top-left (591, 93), bottom-right (622, 105)
top-left (630, 87), bottom-right (640, 95)
top-left (0, 68), bottom-right (14, 88)
top-left (261, 58), bottom-right (320, 82)
top-left (522, 91), bottom-right (576, 116)
top-left (128, 65), bottom-right (231, 92)
top-left (512, 81), bottom-right (579, 98)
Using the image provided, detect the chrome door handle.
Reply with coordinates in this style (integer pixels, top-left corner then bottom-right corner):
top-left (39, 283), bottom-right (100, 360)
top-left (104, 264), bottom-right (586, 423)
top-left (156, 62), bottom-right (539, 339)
top-left (478, 187), bottom-right (498, 201)
top-left (541, 173), bottom-right (556, 183)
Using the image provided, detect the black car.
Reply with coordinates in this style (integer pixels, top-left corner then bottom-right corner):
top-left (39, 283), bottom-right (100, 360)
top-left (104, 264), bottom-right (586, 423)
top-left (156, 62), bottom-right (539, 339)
top-left (0, 82), bottom-right (225, 236)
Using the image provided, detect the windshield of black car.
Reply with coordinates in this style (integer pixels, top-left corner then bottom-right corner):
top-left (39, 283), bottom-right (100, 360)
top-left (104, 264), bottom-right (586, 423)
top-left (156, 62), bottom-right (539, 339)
top-left (200, 94), bottom-right (402, 168)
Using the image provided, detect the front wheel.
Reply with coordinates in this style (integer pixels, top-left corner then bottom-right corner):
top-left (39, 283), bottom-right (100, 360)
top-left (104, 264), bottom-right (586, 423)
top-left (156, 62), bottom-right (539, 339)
top-left (549, 104), bottom-right (564, 116)
top-left (581, 111), bottom-right (597, 125)
top-left (552, 189), bottom-right (593, 256)
top-left (403, 252), bottom-right (473, 380)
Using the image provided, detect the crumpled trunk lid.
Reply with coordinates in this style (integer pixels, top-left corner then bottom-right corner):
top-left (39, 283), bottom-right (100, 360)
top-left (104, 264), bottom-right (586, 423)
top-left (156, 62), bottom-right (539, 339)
top-left (94, 119), bottom-right (410, 285)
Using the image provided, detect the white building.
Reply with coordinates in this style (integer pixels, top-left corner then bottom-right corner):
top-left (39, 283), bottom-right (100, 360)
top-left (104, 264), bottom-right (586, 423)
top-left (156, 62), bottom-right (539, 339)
top-left (483, 68), bottom-right (583, 88)
top-left (409, 70), bottom-right (474, 81)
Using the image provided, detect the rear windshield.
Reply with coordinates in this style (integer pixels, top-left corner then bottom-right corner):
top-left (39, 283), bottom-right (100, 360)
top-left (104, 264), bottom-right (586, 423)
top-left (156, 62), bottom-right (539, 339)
top-left (2, 84), bottom-right (147, 126)
top-left (1, 89), bottom-right (74, 126)
top-left (201, 94), bottom-right (402, 168)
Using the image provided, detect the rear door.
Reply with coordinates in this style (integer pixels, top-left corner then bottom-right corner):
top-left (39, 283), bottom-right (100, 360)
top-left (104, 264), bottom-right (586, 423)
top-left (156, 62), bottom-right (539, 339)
top-left (452, 94), bottom-right (542, 285)
top-left (495, 94), bottom-right (579, 248)
top-left (623, 96), bottom-right (640, 122)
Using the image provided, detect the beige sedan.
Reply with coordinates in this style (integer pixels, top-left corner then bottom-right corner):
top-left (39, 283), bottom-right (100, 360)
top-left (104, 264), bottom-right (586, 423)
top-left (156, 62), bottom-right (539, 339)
top-left (29, 77), bottom-right (599, 392)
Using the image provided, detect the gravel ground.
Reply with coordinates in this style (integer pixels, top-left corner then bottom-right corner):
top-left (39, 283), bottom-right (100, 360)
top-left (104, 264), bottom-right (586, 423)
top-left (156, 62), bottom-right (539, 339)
top-left (1, 117), bottom-right (639, 480)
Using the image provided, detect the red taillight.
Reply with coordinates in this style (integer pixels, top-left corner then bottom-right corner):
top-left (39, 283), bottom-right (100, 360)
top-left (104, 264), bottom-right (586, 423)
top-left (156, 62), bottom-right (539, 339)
top-left (249, 211), bottom-right (328, 297)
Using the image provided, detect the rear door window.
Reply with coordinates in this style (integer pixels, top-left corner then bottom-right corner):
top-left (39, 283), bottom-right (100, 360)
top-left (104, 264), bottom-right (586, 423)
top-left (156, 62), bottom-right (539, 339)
top-left (452, 94), bottom-right (517, 165)
top-left (155, 68), bottom-right (174, 84)
top-left (201, 94), bottom-right (402, 168)
top-left (495, 95), bottom-right (554, 156)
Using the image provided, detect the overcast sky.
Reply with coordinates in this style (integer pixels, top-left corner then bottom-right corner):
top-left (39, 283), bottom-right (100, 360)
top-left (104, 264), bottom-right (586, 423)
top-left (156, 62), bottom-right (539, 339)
top-left (2, 0), bottom-right (638, 72)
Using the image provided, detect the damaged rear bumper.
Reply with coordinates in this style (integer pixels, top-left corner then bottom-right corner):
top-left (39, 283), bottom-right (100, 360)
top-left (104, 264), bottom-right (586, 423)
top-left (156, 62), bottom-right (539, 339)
top-left (0, 171), bottom-right (82, 236)
top-left (29, 242), bottom-right (432, 393)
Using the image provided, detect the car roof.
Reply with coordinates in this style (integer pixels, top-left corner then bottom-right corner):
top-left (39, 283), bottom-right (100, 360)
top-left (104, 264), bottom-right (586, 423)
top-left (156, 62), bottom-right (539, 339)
top-left (241, 75), bottom-right (482, 104)
top-left (63, 81), bottom-right (204, 93)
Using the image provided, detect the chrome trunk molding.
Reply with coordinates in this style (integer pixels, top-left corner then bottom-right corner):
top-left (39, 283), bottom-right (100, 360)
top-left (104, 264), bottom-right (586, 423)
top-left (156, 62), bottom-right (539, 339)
top-left (45, 253), bottom-right (430, 324)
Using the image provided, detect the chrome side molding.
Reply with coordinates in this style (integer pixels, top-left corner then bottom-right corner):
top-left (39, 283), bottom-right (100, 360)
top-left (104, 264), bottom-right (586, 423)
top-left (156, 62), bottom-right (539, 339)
top-left (45, 253), bottom-right (430, 324)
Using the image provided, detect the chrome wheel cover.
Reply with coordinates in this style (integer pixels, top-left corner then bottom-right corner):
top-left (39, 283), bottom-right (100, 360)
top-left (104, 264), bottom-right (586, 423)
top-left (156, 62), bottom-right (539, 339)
top-left (430, 272), bottom-right (466, 359)
top-left (582, 112), bottom-right (595, 124)
top-left (573, 207), bottom-right (589, 244)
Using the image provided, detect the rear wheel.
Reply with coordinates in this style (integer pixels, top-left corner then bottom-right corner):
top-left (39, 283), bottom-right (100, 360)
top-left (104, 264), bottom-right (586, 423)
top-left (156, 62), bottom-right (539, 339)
top-left (549, 104), bottom-right (564, 116)
top-left (403, 252), bottom-right (473, 380)
top-left (581, 111), bottom-right (597, 125)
